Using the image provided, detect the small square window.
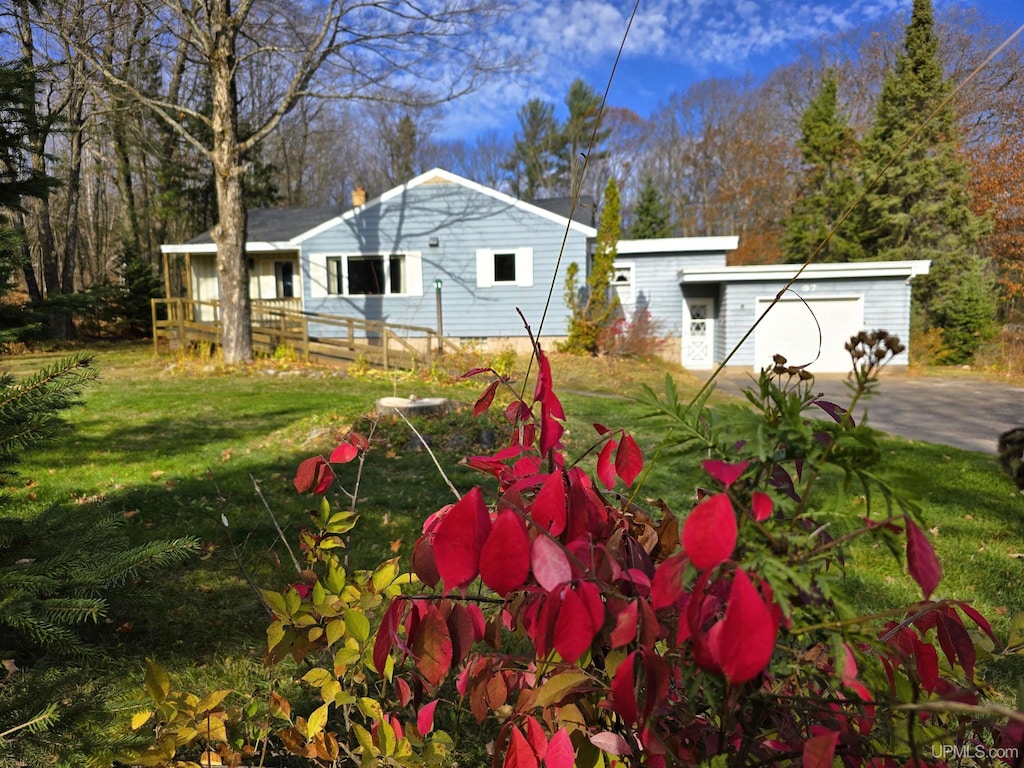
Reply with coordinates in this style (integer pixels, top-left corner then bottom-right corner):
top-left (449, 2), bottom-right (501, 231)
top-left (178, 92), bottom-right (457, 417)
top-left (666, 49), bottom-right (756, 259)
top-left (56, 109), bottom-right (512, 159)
top-left (493, 252), bottom-right (516, 283)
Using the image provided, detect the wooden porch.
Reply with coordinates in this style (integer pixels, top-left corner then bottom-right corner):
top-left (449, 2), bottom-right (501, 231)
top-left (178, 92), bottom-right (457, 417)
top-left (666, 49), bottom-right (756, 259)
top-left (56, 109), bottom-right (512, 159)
top-left (151, 298), bottom-right (455, 370)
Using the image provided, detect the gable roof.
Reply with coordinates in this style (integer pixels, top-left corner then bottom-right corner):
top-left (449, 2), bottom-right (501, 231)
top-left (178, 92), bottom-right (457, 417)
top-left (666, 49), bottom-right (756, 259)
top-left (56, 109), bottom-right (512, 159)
top-left (162, 168), bottom-right (598, 254)
top-left (294, 168), bottom-right (599, 243)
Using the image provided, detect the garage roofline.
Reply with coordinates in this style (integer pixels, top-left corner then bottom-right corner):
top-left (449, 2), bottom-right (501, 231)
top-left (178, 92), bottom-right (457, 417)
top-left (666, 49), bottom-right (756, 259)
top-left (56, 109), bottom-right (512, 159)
top-left (679, 259), bottom-right (931, 284)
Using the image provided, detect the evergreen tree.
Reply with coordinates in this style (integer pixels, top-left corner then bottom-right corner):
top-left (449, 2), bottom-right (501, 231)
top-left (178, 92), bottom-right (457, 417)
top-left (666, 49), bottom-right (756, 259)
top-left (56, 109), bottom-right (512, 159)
top-left (563, 177), bottom-right (620, 354)
top-left (855, 0), bottom-right (993, 359)
top-left (557, 79), bottom-right (610, 197)
top-left (504, 99), bottom-right (559, 202)
top-left (783, 71), bottom-right (862, 263)
top-left (630, 175), bottom-right (672, 239)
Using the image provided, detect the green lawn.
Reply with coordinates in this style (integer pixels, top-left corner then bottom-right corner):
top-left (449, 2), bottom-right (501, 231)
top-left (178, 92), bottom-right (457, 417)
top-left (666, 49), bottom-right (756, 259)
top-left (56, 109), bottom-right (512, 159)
top-left (4, 342), bottom-right (1023, 758)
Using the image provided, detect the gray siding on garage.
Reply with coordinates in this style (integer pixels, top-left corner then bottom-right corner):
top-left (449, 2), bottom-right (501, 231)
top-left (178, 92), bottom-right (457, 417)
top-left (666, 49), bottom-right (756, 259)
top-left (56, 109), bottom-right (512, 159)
top-left (299, 179), bottom-right (589, 339)
top-left (622, 252), bottom-right (726, 335)
top-left (716, 275), bottom-right (915, 368)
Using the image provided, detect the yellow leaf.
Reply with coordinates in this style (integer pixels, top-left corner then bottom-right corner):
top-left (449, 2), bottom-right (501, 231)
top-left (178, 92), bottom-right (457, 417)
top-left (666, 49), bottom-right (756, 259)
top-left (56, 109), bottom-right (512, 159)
top-left (306, 702), bottom-right (330, 738)
top-left (357, 697), bottom-right (384, 722)
top-left (353, 723), bottom-right (375, 753)
top-left (326, 618), bottom-right (346, 646)
top-left (266, 620), bottom-right (286, 651)
top-left (197, 689), bottom-right (232, 714)
top-left (532, 670), bottom-right (592, 708)
top-left (371, 558), bottom-right (400, 592)
top-left (130, 710), bottom-right (152, 730)
top-left (144, 659), bottom-right (171, 705)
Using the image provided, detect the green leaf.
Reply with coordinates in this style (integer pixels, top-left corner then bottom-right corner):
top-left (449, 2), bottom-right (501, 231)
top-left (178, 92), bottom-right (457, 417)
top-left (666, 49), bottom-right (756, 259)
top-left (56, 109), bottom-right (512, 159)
top-left (1006, 612), bottom-right (1024, 654)
top-left (357, 697), bottom-right (385, 722)
top-left (344, 609), bottom-right (371, 644)
top-left (144, 660), bottom-right (171, 705)
top-left (312, 580), bottom-right (327, 607)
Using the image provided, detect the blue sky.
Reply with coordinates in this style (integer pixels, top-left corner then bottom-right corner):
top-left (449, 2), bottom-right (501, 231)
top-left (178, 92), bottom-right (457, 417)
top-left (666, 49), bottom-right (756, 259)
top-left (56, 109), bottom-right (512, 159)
top-left (439, 0), bottom-right (1023, 139)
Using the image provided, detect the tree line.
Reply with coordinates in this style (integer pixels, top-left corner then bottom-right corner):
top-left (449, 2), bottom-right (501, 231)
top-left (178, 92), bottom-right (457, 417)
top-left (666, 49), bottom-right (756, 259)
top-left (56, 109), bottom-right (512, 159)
top-left (0, 0), bottom-right (1021, 363)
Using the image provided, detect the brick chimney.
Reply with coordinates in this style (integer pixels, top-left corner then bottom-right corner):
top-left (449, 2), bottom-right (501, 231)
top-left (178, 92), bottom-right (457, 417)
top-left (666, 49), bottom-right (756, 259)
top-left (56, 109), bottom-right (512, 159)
top-left (351, 186), bottom-right (366, 207)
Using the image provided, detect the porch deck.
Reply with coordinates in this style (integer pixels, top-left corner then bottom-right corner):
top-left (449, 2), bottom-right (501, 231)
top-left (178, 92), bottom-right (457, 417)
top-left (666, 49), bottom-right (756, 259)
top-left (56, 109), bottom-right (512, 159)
top-left (151, 298), bottom-right (456, 370)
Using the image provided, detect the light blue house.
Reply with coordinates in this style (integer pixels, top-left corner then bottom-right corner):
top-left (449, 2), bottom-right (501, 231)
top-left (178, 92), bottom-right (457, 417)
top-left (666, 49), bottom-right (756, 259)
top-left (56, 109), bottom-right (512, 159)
top-left (161, 168), bottom-right (928, 373)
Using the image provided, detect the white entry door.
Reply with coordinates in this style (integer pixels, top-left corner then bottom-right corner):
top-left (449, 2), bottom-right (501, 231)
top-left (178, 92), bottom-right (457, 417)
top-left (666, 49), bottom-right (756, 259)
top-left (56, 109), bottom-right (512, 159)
top-left (682, 299), bottom-right (715, 370)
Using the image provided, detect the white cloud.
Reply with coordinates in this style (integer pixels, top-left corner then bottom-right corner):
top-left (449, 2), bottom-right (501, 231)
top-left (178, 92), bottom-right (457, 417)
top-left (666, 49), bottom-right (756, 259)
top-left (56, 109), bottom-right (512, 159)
top-left (435, 0), bottom-right (926, 139)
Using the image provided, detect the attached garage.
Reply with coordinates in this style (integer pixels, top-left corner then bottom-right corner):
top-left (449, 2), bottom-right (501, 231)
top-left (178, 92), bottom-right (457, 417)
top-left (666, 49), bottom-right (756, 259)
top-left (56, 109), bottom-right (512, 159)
top-left (753, 296), bottom-right (863, 371)
top-left (679, 261), bottom-right (931, 374)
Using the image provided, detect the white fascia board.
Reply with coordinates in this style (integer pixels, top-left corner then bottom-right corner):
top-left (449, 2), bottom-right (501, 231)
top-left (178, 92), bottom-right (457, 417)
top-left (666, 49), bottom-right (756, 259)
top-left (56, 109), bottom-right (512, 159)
top-left (160, 241), bottom-right (295, 255)
top-left (679, 259), bottom-right (932, 283)
top-left (294, 168), bottom-right (598, 243)
top-left (618, 236), bottom-right (739, 255)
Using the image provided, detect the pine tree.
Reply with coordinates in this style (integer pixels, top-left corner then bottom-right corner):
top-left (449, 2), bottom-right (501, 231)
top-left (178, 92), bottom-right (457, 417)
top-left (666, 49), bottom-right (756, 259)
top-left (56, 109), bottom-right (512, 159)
top-left (630, 175), bottom-right (672, 239)
top-left (783, 71), bottom-right (861, 263)
top-left (504, 99), bottom-right (559, 202)
top-left (563, 177), bottom-right (620, 354)
top-left (0, 355), bottom-right (196, 758)
top-left (855, 0), bottom-right (993, 359)
top-left (557, 79), bottom-right (610, 197)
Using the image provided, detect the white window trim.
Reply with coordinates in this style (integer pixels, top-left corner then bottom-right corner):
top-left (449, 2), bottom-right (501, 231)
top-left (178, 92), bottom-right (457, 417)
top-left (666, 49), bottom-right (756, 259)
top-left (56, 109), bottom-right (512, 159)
top-left (612, 260), bottom-right (636, 305)
top-left (476, 247), bottom-right (533, 288)
top-left (309, 251), bottom-right (422, 298)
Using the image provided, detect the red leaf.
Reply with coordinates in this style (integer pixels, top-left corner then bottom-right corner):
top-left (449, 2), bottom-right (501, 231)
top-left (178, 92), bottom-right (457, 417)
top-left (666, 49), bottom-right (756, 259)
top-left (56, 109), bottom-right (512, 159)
top-left (524, 716), bottom-right (547, 760)
top-left (554, 585), bottom-right (601, 663)
top-left (610, 601), bottom-right (639, 648)
top-left (589, 731), bottom-right (631, 757)
top-left (329, 442), bottom-right (358, 464)
top-left (650, 551), bottom-right (688, 611)
top-left (802, 731), bottom-right (839, 768)
top-left (412, 534), bottom-right (440, 588)
top-left (474, 380), bottom-right (500, 418)
top-left (911, 635), bottom-right (939, 694)
top-left (546, 730), bottom-right (575, 768)
top-left (593, 422), bottom-right (611, 436)
top-left (410, 604), bottom-right (453, 687)
top-left (461, 366), bottom-right (494, 378)
top-left (610, 652), bottom-right (638, 725)
top-left (532, 535), bottom-right (572, 593)
top-left (347, 431), bottom-right (369, 450)
top-left (293, 456), bottom-right (334, 494)
top-left (708, 569), bottom-right (778, 685)
top-left (480, 510), bottom-right (531, 596)
top-left (751, 491), bottom-right (773, 522)
top-left (701, 459), bottom-right (749, 487)
top-left (615, 433), bottom-right (643, 486)
top-left (433, 487), bottom-right (492, 593)
top-left (373, 598), bottom-right (405, 674)
top-left (417, 700), bottom-right (438, 735)
top-left (905, 517), bottom-right (942, 600)
top-left (533, 472), bottom-right (567, 536)
top-left (505, 726), bottom-right (539, 768)
top-left (395, 677), bottom-right (412, 707)
top-left (596, 439), bottom-right (617, 490)
top-left (682, 493), bottom-right (737, 571)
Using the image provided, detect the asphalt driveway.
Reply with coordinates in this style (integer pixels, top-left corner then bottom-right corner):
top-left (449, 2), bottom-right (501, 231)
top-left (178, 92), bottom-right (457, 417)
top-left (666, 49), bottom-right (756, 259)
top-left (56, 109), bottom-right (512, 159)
top-left (710, 369), bottom-right (1024, 455)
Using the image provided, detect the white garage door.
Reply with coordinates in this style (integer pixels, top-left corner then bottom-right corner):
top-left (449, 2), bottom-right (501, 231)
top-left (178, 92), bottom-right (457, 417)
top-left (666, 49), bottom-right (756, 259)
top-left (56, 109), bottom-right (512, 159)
top-left (754, 296), bottom-right (863, 373)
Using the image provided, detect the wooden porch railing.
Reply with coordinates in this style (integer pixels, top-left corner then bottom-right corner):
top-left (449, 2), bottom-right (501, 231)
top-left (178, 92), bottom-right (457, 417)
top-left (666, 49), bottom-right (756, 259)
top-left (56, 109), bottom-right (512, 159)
top-left (151, 298), bottom-right (459, 370)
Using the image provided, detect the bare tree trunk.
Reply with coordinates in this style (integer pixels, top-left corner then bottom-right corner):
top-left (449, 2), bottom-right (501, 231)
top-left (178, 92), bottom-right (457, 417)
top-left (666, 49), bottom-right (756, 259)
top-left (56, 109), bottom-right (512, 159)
top-left (209, 0), bottom-right (253, 364)
top-left (16, 213), bottom-right (42, 304)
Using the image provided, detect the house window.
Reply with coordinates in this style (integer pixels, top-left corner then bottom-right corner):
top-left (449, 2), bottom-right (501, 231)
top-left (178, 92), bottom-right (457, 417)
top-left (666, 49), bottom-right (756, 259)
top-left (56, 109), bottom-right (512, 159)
top-left (325, 254), bottom-right (409, 296)
top-left (612, 262), bottom-right (635, 305)
top-left (493, 252), bottom-right (517, 283)
top-left (476, 247), bottom-right (533, 288)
